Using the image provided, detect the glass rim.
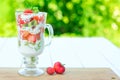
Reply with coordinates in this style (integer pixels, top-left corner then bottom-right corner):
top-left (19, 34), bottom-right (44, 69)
top-left (15, 10), bottom-right (47, 14)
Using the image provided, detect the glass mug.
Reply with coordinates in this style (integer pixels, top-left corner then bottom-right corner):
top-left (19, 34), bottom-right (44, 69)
top-left (15, 11), bottom-right (53, 76)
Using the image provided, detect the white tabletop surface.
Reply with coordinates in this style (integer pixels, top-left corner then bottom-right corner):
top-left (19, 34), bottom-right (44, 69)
top-left (0, 37), bottom-right (120, 76)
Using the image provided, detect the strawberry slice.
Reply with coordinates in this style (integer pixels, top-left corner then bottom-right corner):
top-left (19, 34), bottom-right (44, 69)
top-left (28, 35), bottom-right (37, 43)
top-left (36, 32), bottom-right (40, 40)
top-left (40, 27), bottom-right (44, 33)
top-left (39, 15), bottom-right (44, 22)
top-left (24, 9), bottom-right (33, 13)
top-left (33, 15), bottom-right (44, 23)
top-left (19, 18), bottom-right (25, 24)
top-left (18, 15), bottom-right (25, 24)
top-left (33, 16), bottom-right (39, 21)
top-left (20, 30), bottom-right (30, 40)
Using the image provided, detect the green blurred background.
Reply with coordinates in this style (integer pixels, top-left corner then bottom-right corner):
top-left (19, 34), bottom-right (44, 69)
top-left (0, 0), bottom-right (120, 47)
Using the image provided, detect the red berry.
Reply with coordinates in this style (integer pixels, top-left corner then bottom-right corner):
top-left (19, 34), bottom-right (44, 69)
top-left (17, 15), bottom-right (25, 25)
top-left (39, 15), bottom-right (44, 22)
top-left (28, 35), bottom-right (37, 43)
top-left (33, 16), bottom-right (40, 21)
top-left (54, 62), bottom-right (65, 74)
top-left (19, 18), bottom-right (25, 24)
top-left (21, 30), bottom-right (30, 40)
top-left (40, 27), bottom-right (44, 33)
top-left (33, 15), bottom-right (44, 23)
top-left (46, 67), bottom-right (55, 75)
top-left (24, 9), bottom-right (33, 13)
top-left (54, 62), bottom-right (61, 67)
top-left (55, 66), bottom-right (65, 74)
top-left (35, 32), bottom-right (41, 40)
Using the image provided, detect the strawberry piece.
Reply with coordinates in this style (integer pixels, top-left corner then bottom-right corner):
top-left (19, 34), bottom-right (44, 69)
top-left (28, 35), bottom-right (37, 43)
top-left (33, 16), bottom-right (40, 21)
top-left (22, 31), bottom-right (30, 39)
top-left (36, 32), bottom-right (40, 40)
top-left (40, 27), bottom-right (44, 33)
top-left (33, 15), bottom-right (44, 23)
top-left (20, 30), bottom-right (40, 43)
top-left (31, 33), bottom-right (40, 41)
top-left (24, 9), bottom-right (33, 13)
top-left (18, 15), bottom-right (25, 25)
top-left (19, 18), bottom-right (25, 24)
top-left (20, 30), bottom-right (30, 40)
top-left (39, 15), bottom-right (44, 22)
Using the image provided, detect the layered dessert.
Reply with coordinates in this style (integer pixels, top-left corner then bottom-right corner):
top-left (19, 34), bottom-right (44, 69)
top-left (16, 9), bottom-right (46, 57)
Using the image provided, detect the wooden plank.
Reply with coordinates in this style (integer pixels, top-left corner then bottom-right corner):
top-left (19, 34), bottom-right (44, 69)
top-left (0, 68), bottom-right (119, 80)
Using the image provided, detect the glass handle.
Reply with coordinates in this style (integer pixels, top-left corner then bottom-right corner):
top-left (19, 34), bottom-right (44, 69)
top-left (44, 24), bottom-right (54, 46)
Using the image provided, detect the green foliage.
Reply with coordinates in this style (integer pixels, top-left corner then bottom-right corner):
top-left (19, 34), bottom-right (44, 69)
top-left (0, 0), bottom-right (120, 47)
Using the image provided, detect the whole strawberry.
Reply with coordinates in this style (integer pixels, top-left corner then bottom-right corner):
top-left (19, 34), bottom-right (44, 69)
top-left (46, 67), bottom-right (55, 75)
top-left (24, 9), bottom-right (33, 13)
top-left (54, 62), bottom-right (65, 74)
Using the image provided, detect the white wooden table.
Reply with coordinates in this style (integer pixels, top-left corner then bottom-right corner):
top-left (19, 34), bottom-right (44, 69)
top-left (0, 37), bottom-right (120, 77)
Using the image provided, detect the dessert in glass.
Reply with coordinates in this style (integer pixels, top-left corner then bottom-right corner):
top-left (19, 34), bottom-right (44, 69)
top-left (15, 9), bottom-right (53, 76)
